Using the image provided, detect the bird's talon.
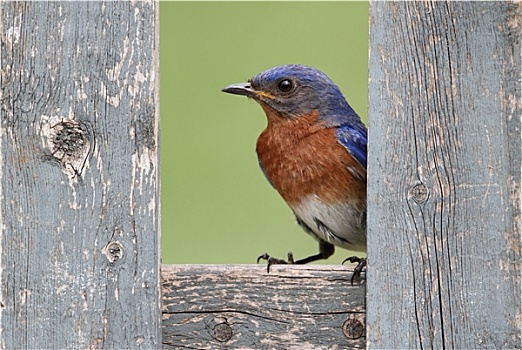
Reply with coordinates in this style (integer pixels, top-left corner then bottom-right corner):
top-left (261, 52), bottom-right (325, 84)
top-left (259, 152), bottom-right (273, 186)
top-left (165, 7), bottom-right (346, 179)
top-left (342, 256), bottom-right (366, 285)
top-left (342, 256), bottom-right (364, 265)
top-left (257, 253), bottom-right (270, 264)
top-left (286, 252), bottom-right (295, 264)
top-left (257, 252), bottom-right (294, 273)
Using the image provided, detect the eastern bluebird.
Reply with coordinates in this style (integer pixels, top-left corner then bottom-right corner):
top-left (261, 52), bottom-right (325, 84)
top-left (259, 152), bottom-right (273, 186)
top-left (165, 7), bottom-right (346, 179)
top-left (222, 65), bottom-right (367, 277)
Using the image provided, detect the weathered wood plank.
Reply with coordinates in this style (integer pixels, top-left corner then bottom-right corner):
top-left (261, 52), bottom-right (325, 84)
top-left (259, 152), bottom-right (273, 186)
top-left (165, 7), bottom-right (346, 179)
top-left (368, 1), bottom-right (521, 348)
top-left (162, 264), bottom-right (365, 350)
top-left (0, 1), bottom-right (161, 348)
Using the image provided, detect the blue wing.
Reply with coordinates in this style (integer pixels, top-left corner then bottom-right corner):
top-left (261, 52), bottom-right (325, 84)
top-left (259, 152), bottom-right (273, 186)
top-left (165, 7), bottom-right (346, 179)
top-left (336, 124), bottom-right (367, 169)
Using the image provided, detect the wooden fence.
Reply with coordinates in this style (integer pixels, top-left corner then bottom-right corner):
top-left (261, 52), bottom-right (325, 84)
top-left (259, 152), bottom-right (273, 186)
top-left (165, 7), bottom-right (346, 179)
top-left (1, 1), bottom-right (520, 349)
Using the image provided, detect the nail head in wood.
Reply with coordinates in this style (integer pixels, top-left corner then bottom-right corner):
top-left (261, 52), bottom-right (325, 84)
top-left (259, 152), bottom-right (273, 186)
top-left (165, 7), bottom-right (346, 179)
top-left (103, 241), bottom-right (124, 263)
top-left (342, 318), bottom-right (364, 340)
top-left (213, 322), bottom-right (233, 342)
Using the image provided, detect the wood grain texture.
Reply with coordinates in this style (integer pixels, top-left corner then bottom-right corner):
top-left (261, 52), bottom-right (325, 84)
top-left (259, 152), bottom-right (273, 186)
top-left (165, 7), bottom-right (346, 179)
top-left (162, 264), bottom-right (366, 350)
top-left (0, 1), bottom-right (160, 348)
top-left (368, 2), bottom-right (521, 349)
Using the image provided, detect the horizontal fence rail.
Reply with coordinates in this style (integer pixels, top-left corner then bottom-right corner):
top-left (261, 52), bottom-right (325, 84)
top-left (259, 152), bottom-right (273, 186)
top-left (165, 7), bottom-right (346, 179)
top-left (162, 264), bottom-right (366, 350)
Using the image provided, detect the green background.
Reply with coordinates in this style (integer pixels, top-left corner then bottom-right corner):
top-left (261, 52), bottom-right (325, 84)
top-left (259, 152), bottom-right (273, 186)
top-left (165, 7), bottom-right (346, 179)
top-left (160, 2), bottom-right (369, 264)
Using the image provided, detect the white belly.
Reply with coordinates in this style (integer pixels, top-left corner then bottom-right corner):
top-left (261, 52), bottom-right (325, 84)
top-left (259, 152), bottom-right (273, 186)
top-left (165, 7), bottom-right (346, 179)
top-left (292, 195), bottom-right (367, 252)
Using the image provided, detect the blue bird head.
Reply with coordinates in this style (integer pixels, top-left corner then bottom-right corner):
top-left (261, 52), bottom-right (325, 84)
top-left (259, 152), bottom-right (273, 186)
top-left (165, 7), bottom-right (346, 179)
top-left (222, 64), bottom-right (361, 127)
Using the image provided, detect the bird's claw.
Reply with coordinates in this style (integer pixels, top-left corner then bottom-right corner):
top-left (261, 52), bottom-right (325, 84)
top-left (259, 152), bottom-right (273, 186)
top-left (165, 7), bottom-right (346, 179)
top-left (257, 252), bottom-right (295, 273)
top-left (342, 256), bottom-right (366, 285)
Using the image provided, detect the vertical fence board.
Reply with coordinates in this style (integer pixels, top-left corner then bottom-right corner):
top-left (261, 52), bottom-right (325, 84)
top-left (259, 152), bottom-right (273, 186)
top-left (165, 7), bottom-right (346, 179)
top-left (0, 1), bottom-right (160, 348)
top-left (368, 1), bottom-right (521, 348)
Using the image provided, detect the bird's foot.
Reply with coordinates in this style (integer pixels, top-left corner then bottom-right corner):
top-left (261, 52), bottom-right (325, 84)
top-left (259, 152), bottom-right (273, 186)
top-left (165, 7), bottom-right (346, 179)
top-left (257, 252), bottom-right (295, 273)
top-left (342, 256), bottom-right (367, 285)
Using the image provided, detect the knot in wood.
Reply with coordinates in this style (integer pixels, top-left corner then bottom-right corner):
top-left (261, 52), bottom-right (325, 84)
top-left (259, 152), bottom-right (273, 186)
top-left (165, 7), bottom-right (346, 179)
top-left (410, 183), bottom-right (429, 204)
top-left (42, 115), bottom-right (92, 179)
top-left (50, 120), bottom-right (86, 159)
top-left (213, 323), bottom-right (232, 342)
top-left (342, 318), bottom-right (364, 340)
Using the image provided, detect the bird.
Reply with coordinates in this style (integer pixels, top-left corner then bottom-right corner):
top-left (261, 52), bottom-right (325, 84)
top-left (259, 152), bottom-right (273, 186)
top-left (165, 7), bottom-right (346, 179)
top-left (221, 64), bottom-right (367, 279)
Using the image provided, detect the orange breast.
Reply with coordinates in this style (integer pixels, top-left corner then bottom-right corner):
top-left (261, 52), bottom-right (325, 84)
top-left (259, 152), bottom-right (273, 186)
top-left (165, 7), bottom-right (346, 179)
top-left (255, 107), bottom-right (366, 207)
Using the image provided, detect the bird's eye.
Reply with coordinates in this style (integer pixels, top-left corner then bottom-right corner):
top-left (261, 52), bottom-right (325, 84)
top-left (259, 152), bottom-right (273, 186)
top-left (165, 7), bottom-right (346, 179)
top-left (277, 79), bottom-right (293, 93)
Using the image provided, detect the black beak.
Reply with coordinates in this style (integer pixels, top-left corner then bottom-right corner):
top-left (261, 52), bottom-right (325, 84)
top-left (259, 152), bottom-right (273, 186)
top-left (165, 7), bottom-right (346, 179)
top-left (221, 82), bottom-right (257, 98)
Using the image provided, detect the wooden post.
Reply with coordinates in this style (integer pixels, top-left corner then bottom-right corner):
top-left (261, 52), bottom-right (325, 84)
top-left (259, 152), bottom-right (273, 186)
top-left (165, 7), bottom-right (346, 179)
top-left (368, 1), bottom-right (521, 348)
top-left (0, 1), bottom-right (161, 348)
